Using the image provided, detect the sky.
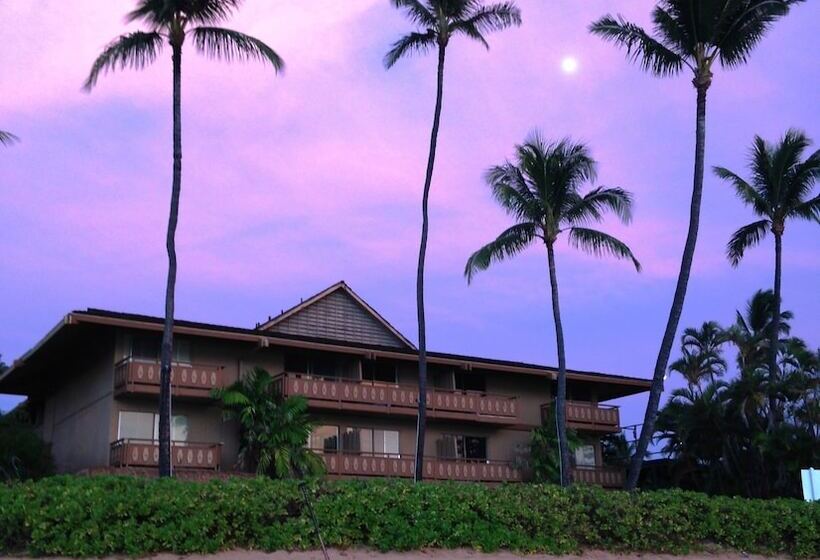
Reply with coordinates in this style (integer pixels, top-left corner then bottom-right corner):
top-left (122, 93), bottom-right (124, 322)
top-left (0, 1), bottom-right (818, 427)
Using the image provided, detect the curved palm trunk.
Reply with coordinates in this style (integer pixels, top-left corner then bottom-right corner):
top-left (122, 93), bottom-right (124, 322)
top-left (546, 243), bottom-right (571, 486)
top-left (766, 231), bottom-right (783, 429)
top-left (414, 45), bottom-right (446, 483)
top-left (158, 42), bottom-right (183, 478)
top-left (626, 83), bottom-right (709, 490)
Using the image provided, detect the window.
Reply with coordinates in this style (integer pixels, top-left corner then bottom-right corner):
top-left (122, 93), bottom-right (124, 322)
top-left (574, 445), bottom-right (596, 468)
top-left (117, 411), bottom-right (188, 442)
top-left (362, 360), bottom-right (397, 384)
top-left (284, 353), bottom-right (309, 374)
top-left (285, 353), bottom-right (355, 380)
top-left (323, 426), bottom-right (400, 457)
top-left (130, 335), bottom-right (191, 364)
top-left (310, 425), bottom-right (339, 452)
top-left (437, 434), bottom-right (487, 461)
top-left (454, 371), bottom-right (486, 392)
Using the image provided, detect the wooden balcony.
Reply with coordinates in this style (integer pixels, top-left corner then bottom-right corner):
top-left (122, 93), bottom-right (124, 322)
top-left (109, 439), bottom-right (222, 470)
top-left (275, 372), bottom-right (518, 425)
top-left (541, 400), bottom-right (620, 433)
top-left (114, 358), bottom-right (225, 400)
top-left (319, 451), bottom-right (522, 483)
top-left (572, 466), bottom-right (624, 488)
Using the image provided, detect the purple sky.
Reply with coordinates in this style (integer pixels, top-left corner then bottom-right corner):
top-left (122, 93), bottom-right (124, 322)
top-left (1, 1), bottom-right (818, 426)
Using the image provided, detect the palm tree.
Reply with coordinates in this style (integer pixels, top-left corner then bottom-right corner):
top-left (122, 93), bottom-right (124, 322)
top-left (669, 321), bottom-right (728, 389)
top-left (213, 368), bottom-right (324, 478)
top-left (590, 0), bottom-right (803, 490)
top-left (385, 0), bottom-right (521, 482)
top-left (464, 133), bottom-right (640, 486)
top-left (0, 131), bottom-right (18, 146)
top-left (85, 0), bottom-right (283, 477)
top-left (715, 129), bottom-right (819, 419)
top-left (727, 289), bottom-right (792, 372)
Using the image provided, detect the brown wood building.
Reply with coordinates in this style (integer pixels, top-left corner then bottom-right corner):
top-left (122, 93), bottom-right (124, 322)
top-left (0, 281), bottom-right (649, 486)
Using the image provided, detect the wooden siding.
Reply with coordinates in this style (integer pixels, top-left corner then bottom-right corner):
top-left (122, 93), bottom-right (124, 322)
top-left (266, 289), bottom-right (406, 348)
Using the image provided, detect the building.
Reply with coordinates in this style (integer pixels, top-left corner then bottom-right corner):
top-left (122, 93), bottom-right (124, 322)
top-left (0, 281), bottom-right (649, 486)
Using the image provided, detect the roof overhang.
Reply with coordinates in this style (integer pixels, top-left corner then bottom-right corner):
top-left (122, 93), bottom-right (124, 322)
top-left (0, 310), bottom-right (651, 401)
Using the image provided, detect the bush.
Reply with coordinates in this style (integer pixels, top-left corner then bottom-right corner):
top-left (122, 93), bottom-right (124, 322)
top-left (0, 476), bottom-right (817, 557)
top-left (0, 413), bottom-right (54, 481)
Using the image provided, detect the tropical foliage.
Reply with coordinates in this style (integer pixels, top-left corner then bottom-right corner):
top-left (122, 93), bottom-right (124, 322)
top-left (656, 290), bottom-right (819, 498)
top-left (385, 0), bottom-right (521, 481)
top-left (2, 477), bottom-right (819, 557)
top-left (85, 0), bottom-right (282, 477)
top-left (0, 407), bottom-right (54, 482)
top-left (527, 404), bottom-right (582, 484)
top-left (465, 132), bottom-right (640, 485)
top-left (213, 368), bottom-right (323, 479)
top-left (590, 0), bottom-right (803, 490)
top-left (715, 129), bottom-right (819, 410)
top-left (0, 131), bottom-right (18, 146)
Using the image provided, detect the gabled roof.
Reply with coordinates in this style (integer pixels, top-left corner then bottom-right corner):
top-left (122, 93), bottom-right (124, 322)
top-left (257, 281), bottom-right (415, 349)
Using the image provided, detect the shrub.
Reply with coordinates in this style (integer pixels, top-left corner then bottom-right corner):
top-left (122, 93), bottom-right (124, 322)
top-left (0, 476), bottom-right (817, 557)
top-left (0, 412), bottom-right (54, 482)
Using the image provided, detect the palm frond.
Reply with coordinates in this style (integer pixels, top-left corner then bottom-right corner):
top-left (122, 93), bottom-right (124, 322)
top-left (451, 2), bottom-right (522, 46)
top-left (383, 30), bottom-right (438, 68)
top-left (464, 222), bottom-right (538, 283)
top-left (485, 163), bottom-right (540, 221)
top-left (128, 0), bottom-right (243, 27)
top-left (785, 148), bottom-right (820, 207)
top-left (792, 195), bottom-right (820, 223)
top-left (567, 227), bottom-right (641, 271)
top-left (713, 165), bottom-right (769, 216)
top-left (192, 27), bottom-right (284, 71)
top-left (713, 0), bottom-right (798, 68)
top-left (0, 131), bottom-right (19, 146)
top-left (589, 15), bottom-right (686, 76)
top-left (564, 186), bottom-right (634, 225)
top-left (84, 31), bottom-right (164, 90)
top-left (389, 0), bottom-right (437, 28)
top-left (726, 219), bottom-right (770, 266)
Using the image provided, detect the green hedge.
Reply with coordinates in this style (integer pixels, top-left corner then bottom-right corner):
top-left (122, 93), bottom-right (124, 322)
top-left (1, 476), bottom-right (817, 557)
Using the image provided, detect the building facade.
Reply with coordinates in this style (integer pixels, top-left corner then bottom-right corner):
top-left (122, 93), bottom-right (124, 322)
top-left (0, 282), bottom-right (649, 486)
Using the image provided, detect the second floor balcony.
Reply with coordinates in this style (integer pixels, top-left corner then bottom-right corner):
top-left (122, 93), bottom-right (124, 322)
top-left (275, 372), bottom-right (518, 425)
top-left (541, 399), bottom-right (620, 433)
top-left (114, 357), bottom-right (226, 400)
top-left (571, 465), bottom-right (625, 488)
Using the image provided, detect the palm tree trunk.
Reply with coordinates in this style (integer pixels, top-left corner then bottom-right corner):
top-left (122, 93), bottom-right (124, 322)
top-left (766, 230), bottom-right (783, 430)
top-left (546, 242), bottom-right (571, 486)
top-left (625, 82), bottom-right (709, 490)
top-left (414, 44), bottom-right (446, 483)
top-left (158, 42), bottom-right (183, 478)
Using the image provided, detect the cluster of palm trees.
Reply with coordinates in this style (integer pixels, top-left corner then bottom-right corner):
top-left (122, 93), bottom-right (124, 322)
top-left (4, 1), bottom-right (815, 491)
top-left (654, 289), bottom-right (818, 498)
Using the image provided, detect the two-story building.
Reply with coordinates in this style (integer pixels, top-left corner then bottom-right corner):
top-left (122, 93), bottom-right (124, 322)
top-left (0, 281), bottom-right (649, 486)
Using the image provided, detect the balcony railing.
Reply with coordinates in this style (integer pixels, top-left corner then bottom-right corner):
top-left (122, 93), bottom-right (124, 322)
top-left (541, 400), bottom-right (620, 432)
top-left (319, 450), bottom-right (522, 483)
top-left (114, 357), bottom-right (225, 399)
top-left (571, 466), bottom-right (624, 488)
top-left (275, 372), bottom-right (518, 424)
top-left (109, 439), bottom-right (222, 470)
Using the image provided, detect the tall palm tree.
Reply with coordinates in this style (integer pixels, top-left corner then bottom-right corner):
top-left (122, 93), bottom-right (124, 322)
top-left (590, 0), bottom-right (803, 490)
top-left (669, 321), bottom-right (728, 388)
top-left (464, 133), bottom-right (640, 486)
top-left (0, 131), bottom-right (18, 146)
top-left (85, 0), bottom-right (283, 477)
top-left (385, 0), bottom-right (521, 482)
top-left (715, 129), bottom-right (819, 424)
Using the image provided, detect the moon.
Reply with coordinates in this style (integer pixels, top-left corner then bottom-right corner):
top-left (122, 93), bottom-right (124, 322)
top-left (561, 56), bottom-right (579, 75)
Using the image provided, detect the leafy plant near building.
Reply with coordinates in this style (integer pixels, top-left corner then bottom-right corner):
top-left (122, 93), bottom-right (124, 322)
top-left (213, 367), bottom-right (323, 478)
top-left (0, 407), bottom-right (54, 482)
top-left (0, 477), bottom-right (818, 557)
top-left (528, 404), bottom-right (582, 484)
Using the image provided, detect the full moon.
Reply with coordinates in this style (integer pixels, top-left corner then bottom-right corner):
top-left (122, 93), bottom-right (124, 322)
top-left (561, 56), bottom-right (579, 74)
